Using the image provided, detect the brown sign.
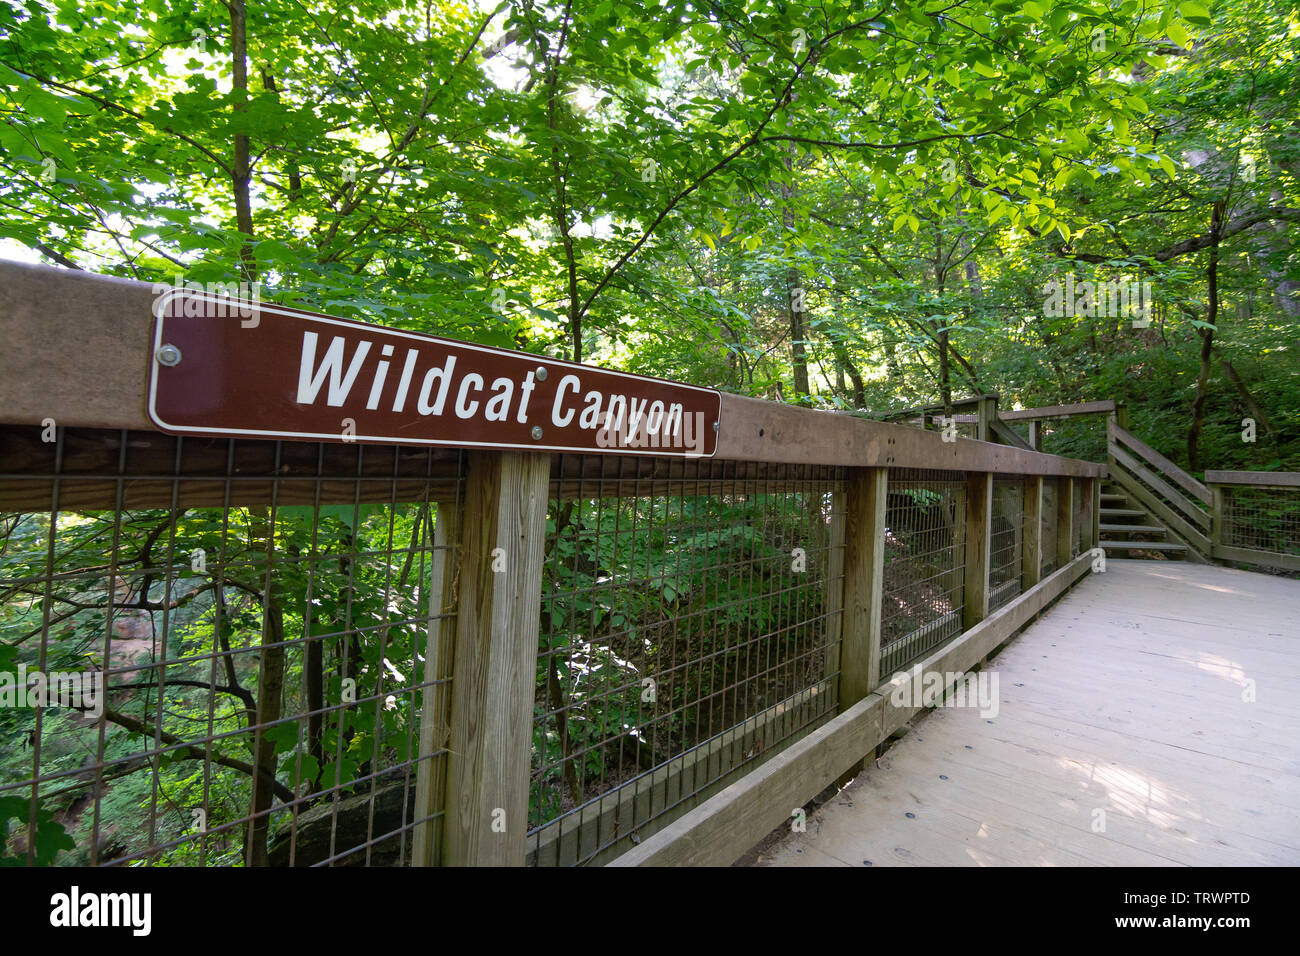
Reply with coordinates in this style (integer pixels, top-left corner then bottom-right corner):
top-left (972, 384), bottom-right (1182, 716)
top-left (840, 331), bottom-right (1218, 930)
top-left (147, 290), bottom-right (721, 456)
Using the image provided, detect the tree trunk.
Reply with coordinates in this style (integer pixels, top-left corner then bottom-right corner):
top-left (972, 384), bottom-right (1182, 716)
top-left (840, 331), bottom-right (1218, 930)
top-left (1187, 202), bottom-right (1224, 472)
top-left (1219, 358), bottom-right (1273, 435)
top-left (246, 581), bottom-right (285, 866)
top-left (229, 0), bottom-right (255, 279)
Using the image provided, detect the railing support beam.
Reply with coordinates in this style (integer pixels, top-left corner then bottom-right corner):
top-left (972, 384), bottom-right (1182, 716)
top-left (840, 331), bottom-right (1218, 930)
top-left (1056, 477), bottom-right (1075, 569)
top-left (1022, 475), bottom-right (1043, 590)
top-left (443, 451), bottom-right (549, 866)
top-left (840, 467), bottom-right (888, 704)
top-left (963, 472), bottom-right (993, 630)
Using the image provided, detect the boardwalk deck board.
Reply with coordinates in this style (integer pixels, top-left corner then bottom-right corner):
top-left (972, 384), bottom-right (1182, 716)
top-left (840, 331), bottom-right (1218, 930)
top-left (759, 560), bottom-right (1300, 867)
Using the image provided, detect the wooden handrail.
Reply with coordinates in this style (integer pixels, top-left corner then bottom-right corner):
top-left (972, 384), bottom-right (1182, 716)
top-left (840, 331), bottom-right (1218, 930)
top-left (1107, 419), bottom-right (1211, 504)
top-left (997, 399), bottom-right (1118, 422)
top-left (1205, 470), bottom-right (1300, 489)
top-left (0, 261), bottom-right (1103, 478)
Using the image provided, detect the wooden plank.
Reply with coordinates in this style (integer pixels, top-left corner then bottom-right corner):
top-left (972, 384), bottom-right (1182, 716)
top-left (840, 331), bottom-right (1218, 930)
top-left (989, 418), bottom-right (1033, 451)
top-left (997, 399), bottom-right (1117, 422)
top-left (841, 468), bottom-right (887, 705)
top-left (1109, 442), bottom-right (1210, 530)
top-left (0, 261), bottom-right (1104, 478)
top-left (1027, 420), bottom-right (1041, 451)
top-left (443, 451), bottom-right (549, 866)
top-left (822, 490), bottom-right (847, 705)
top-left (1206, 470), bottom-right (1300, 489)
top-left (0, 425), bottom-right (464, 511)
top-left (1091, 477), bottom-right (1100, 550)
top-left (609, 553), bottom-right (1094, 866)
top-left (877, 394), bottom-right (997, 420)
top-left (963, 472), bottom-right (992, 630)
top-left (1211, 485), bottom-right (1225, 549)
top-left (1108, 419), bottom-right (1211, 504)
top-left (1078, 476), bottom-right (1093, 554)
top-left (412, 499), bottom-right (459, 866)
top-left (716, 395), bottom-right (1103, 474)
top-left (976, 396), bottom-right (997, 443)
top-left (1055, 476), bottom-right (1074, 569)
top-left (1108, 455), bottom-right (1211, 556)
top-left (1022, 476), bottom-right (1042, 589)
top-left (1211, 544), bottom-right (1300, 573)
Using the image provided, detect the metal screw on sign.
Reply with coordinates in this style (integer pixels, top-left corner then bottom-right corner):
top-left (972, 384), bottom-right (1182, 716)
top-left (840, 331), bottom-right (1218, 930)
top-left (156, 344), bottom-right (182, 367)
top-left (713, 421), bottom-right (720, 432)
top-left (530, 426), bottom-right (543, 440)
top-left (535, 367), bottom-right (548, 382)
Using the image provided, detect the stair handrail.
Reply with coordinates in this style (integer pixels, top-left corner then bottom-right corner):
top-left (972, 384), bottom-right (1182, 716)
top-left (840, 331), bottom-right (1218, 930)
top-left (1106, 418), bottom-right (1212, 557)
top-left (1107, 419), bottom-right (1211, 505)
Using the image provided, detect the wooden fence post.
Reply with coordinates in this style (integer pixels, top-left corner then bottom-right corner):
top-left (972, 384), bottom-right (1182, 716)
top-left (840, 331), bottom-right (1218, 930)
top-left (1027, 420), bottom-right (1041, 451)
top-left (1022, 475), bottom-right (1043, 590)
top-left (963, 472), bottom-right (993, 630)
top-left (1210, 483), bottom-right (1225, 553)
top-left (976, 396), bottom-right (997, 443)
top-left (1092, 477), bottom-right (1101, 549)
top-left (412, 499), bottom-right (460, 866)
top-left (824, 490), bottom-right (847, 706)
top-left (1056, 476), bottom-right (1075, 568)
top-left (840, 468), bottom-right (888, 705)
top-left (443, 451), bottom-right (550, 866)
top-left (1078, 476), bottom-right (1094, 555)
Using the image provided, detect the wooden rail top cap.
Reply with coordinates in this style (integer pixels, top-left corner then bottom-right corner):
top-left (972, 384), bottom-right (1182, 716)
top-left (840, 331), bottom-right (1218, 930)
top-left (147, 290), bottom-right (722, 457)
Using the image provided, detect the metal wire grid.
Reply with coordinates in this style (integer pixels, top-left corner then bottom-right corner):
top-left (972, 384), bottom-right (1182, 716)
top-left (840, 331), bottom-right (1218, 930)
top-left (1219, 486), bottom-right (1300, 555)
top-left (1040, 479), bottom-right (1058, 576)
top-left (0, 425), bottom-right (462, 867)
top-left (1076, 480), bottom-right (1091, 556)
top-left (989, 477), bottom-right (1025, 612)
top-left (529, 457), bottom-right (845, 865)
top-left (879, 469), bottom-right (967, 678)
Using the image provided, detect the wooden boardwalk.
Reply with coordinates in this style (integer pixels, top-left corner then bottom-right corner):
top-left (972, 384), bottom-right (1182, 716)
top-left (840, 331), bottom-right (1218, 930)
top-left (759, 559), bottom-right (1300, 867)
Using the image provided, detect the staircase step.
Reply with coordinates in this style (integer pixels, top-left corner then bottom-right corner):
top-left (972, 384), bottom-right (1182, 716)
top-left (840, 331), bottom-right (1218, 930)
top-left (1099, 524), bottom-right (1165, 534)
top-left (1101, 509), bottom-right (1147, 519)
top-left (1100, 540), bottom-right (1188, 552)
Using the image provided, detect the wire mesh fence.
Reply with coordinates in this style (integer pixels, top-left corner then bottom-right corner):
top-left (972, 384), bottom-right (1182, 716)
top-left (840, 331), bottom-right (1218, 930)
top-left (1, 417), bottom-right (1102, 868)
top-left (989, 477), bottom-right (1025, 612)
top-left (0, 425), bottom-right (462, 867)
top-left (527, 457), bottom-right (845, 865)
top-left (1040, 479), bottom-right (1059, 577)
top-left (879, 469), bottom-right (967, 678)
top-left (1217, 485), bottom-right (1300, 558)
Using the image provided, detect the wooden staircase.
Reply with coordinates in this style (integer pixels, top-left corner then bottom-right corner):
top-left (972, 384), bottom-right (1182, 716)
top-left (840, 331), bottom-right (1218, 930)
top-left (1098, 483), bottom-right (1190, 559)
top-left (1105, 420), bottom-right (1212, 562)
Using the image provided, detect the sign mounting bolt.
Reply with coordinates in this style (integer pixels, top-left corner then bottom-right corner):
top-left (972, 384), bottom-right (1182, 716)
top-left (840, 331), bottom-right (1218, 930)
top-left (535, 366), bottom-right (548, 382)
top-left (530, 425), bottom-right (543, 440)
top-left (713, 421), bottom-right (720, 432)
top-left (156, 344), bottom-right (182, 367)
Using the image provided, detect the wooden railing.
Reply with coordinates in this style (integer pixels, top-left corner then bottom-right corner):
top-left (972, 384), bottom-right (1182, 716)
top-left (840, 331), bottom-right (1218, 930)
top-left (1106, 418), bottom-right (1212, 560)
top-left (1207, 471), bottom-right (1300, 573)
top-left (0, 261), bottom-right (1106, 868)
